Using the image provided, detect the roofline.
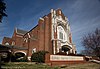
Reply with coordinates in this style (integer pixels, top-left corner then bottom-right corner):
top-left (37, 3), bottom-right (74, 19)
top-left (15, 28), bottom-right (28, 35)
top-left (24, 24), bottom-right (38, 36)
top-left (3, 37), bottom-right (11, 39)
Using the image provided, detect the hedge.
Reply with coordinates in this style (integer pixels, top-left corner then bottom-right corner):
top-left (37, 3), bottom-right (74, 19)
top-left (31, 51), bottom-right (48, 63)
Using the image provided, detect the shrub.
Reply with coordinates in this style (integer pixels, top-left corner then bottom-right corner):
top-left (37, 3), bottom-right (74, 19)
top-left (1, 52), bottom-right (11, 62)
top-left (31, 51), bottom-right (48, 63)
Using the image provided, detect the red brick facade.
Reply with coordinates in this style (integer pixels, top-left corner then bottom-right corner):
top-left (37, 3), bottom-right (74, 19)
top-left (2, 9), bottom-right (76, 59)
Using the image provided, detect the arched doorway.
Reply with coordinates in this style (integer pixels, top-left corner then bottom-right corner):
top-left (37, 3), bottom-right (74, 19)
top-left (61, 45), bottom-right (72, 53)
top-left (14, 51), bottom-right (26, 61)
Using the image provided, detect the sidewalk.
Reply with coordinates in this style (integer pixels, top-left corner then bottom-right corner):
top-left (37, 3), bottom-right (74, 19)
top-left (90, 60), bottom-right (100, 64)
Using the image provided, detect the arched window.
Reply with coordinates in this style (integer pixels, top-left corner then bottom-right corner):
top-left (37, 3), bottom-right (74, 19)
top-left (12, 41), bottom-right (15, 45)
top-left (5, 42), bottom-right (9, 45)
top-left (24, 38), bottom-right (28, 43)
top-left (59, 32), bottom-right (63, 39)
top-left (57, 25), bottom-right (67, 41)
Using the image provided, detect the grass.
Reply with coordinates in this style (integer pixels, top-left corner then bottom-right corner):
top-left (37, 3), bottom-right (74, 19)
top-left (1, 62), bottom-right (60, 69)
top-left (65, 62), bottom-right (100, 69)
top-left (1, 62), bottom-right (100, 69)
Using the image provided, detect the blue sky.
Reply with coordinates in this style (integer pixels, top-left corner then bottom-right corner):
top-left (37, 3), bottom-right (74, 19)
top-left (0, 0), bottom-right (100, 53)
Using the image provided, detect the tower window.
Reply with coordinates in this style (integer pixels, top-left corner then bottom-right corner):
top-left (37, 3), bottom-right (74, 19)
top-left (59, 32), bottom-right (63, 39)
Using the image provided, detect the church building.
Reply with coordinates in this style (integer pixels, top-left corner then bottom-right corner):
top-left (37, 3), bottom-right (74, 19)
top-left (2, 9), bottom-right (76, 59)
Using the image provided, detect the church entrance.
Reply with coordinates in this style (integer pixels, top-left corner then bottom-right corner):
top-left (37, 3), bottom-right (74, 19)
top-left (61, 45), bottom-right (71, 52)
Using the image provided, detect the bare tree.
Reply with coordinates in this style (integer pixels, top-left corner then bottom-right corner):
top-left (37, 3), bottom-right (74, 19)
top-left (0, 0), bottom-right (7, 23)
top-left (82, 28), bottom-right (100, 57)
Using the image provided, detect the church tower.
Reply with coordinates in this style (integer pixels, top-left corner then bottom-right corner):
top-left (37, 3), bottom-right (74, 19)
top-left (50, 9), bottom-right (76, 54)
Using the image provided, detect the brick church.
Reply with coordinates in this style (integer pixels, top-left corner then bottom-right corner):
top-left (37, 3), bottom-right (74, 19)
top-left (2, 9), bottom-right (76, 59)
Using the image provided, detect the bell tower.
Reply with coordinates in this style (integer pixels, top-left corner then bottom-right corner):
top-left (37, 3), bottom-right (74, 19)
top-left (51, 9), bottom-right (76, 55)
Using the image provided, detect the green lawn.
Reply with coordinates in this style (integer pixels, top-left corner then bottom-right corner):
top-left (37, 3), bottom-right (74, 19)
top-left (1, 62), bottom-right (100, 69)
top-left (1, 62), bottom-right (59, 69)
top-left (64, 62), bottom-right (100, 69)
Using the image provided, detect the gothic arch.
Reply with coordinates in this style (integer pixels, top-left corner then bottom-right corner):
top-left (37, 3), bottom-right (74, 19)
top-left (57, 23), bottom-right (67, 32)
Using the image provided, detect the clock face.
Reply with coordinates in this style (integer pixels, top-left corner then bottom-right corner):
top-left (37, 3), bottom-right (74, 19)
top-left (57, 25), bottom-right (67, 41)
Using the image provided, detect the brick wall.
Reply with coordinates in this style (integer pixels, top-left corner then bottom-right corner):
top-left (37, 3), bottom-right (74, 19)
top-left (2, 9), bottom-right (76, 58)
top-left (45, 53), bottom-right (86, 66)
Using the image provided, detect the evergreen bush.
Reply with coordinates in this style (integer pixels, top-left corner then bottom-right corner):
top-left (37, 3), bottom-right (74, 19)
top-left (31, 51), bottom-right (48, 63)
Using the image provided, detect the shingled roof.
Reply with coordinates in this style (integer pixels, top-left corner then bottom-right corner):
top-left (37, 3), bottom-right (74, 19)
top-left (16, 28), bottom-right (28, 35)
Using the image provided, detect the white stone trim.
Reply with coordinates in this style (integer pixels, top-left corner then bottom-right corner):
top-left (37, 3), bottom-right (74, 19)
top-left (51, 9), bottom-right (75, 54)
top-left (59, 10), bottom-right (61, 14)
top-left (51, 9), bottom-right (54, 13)
top-left (14, 51), bottom-right (26, 55)
top-left (32, 48), bottom-right (36, 53)
top-left (28, 57), bottom-right (31, 61)
top-left (51, 25), bottom-right (54, 40)
top-left (50, 55), bottom-right (84, 61)
top-left (16, 28), bottom-right (25, 35)
top-left (53, 40), bottom-right (56, 54)
top-left (16, 35), bottom-right (23, 37)
top-left (28, 33), bottom-right (31, 38)
top-left (5, 42), bottom-right (9, 45)
top-left (39, 17), bottom-right (44, 21)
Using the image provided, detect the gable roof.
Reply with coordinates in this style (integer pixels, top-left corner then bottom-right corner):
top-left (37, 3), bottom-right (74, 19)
top-left (24, 25), bottom-right (38, 36)
top-left (2, 37), bottom-right (13, 45)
